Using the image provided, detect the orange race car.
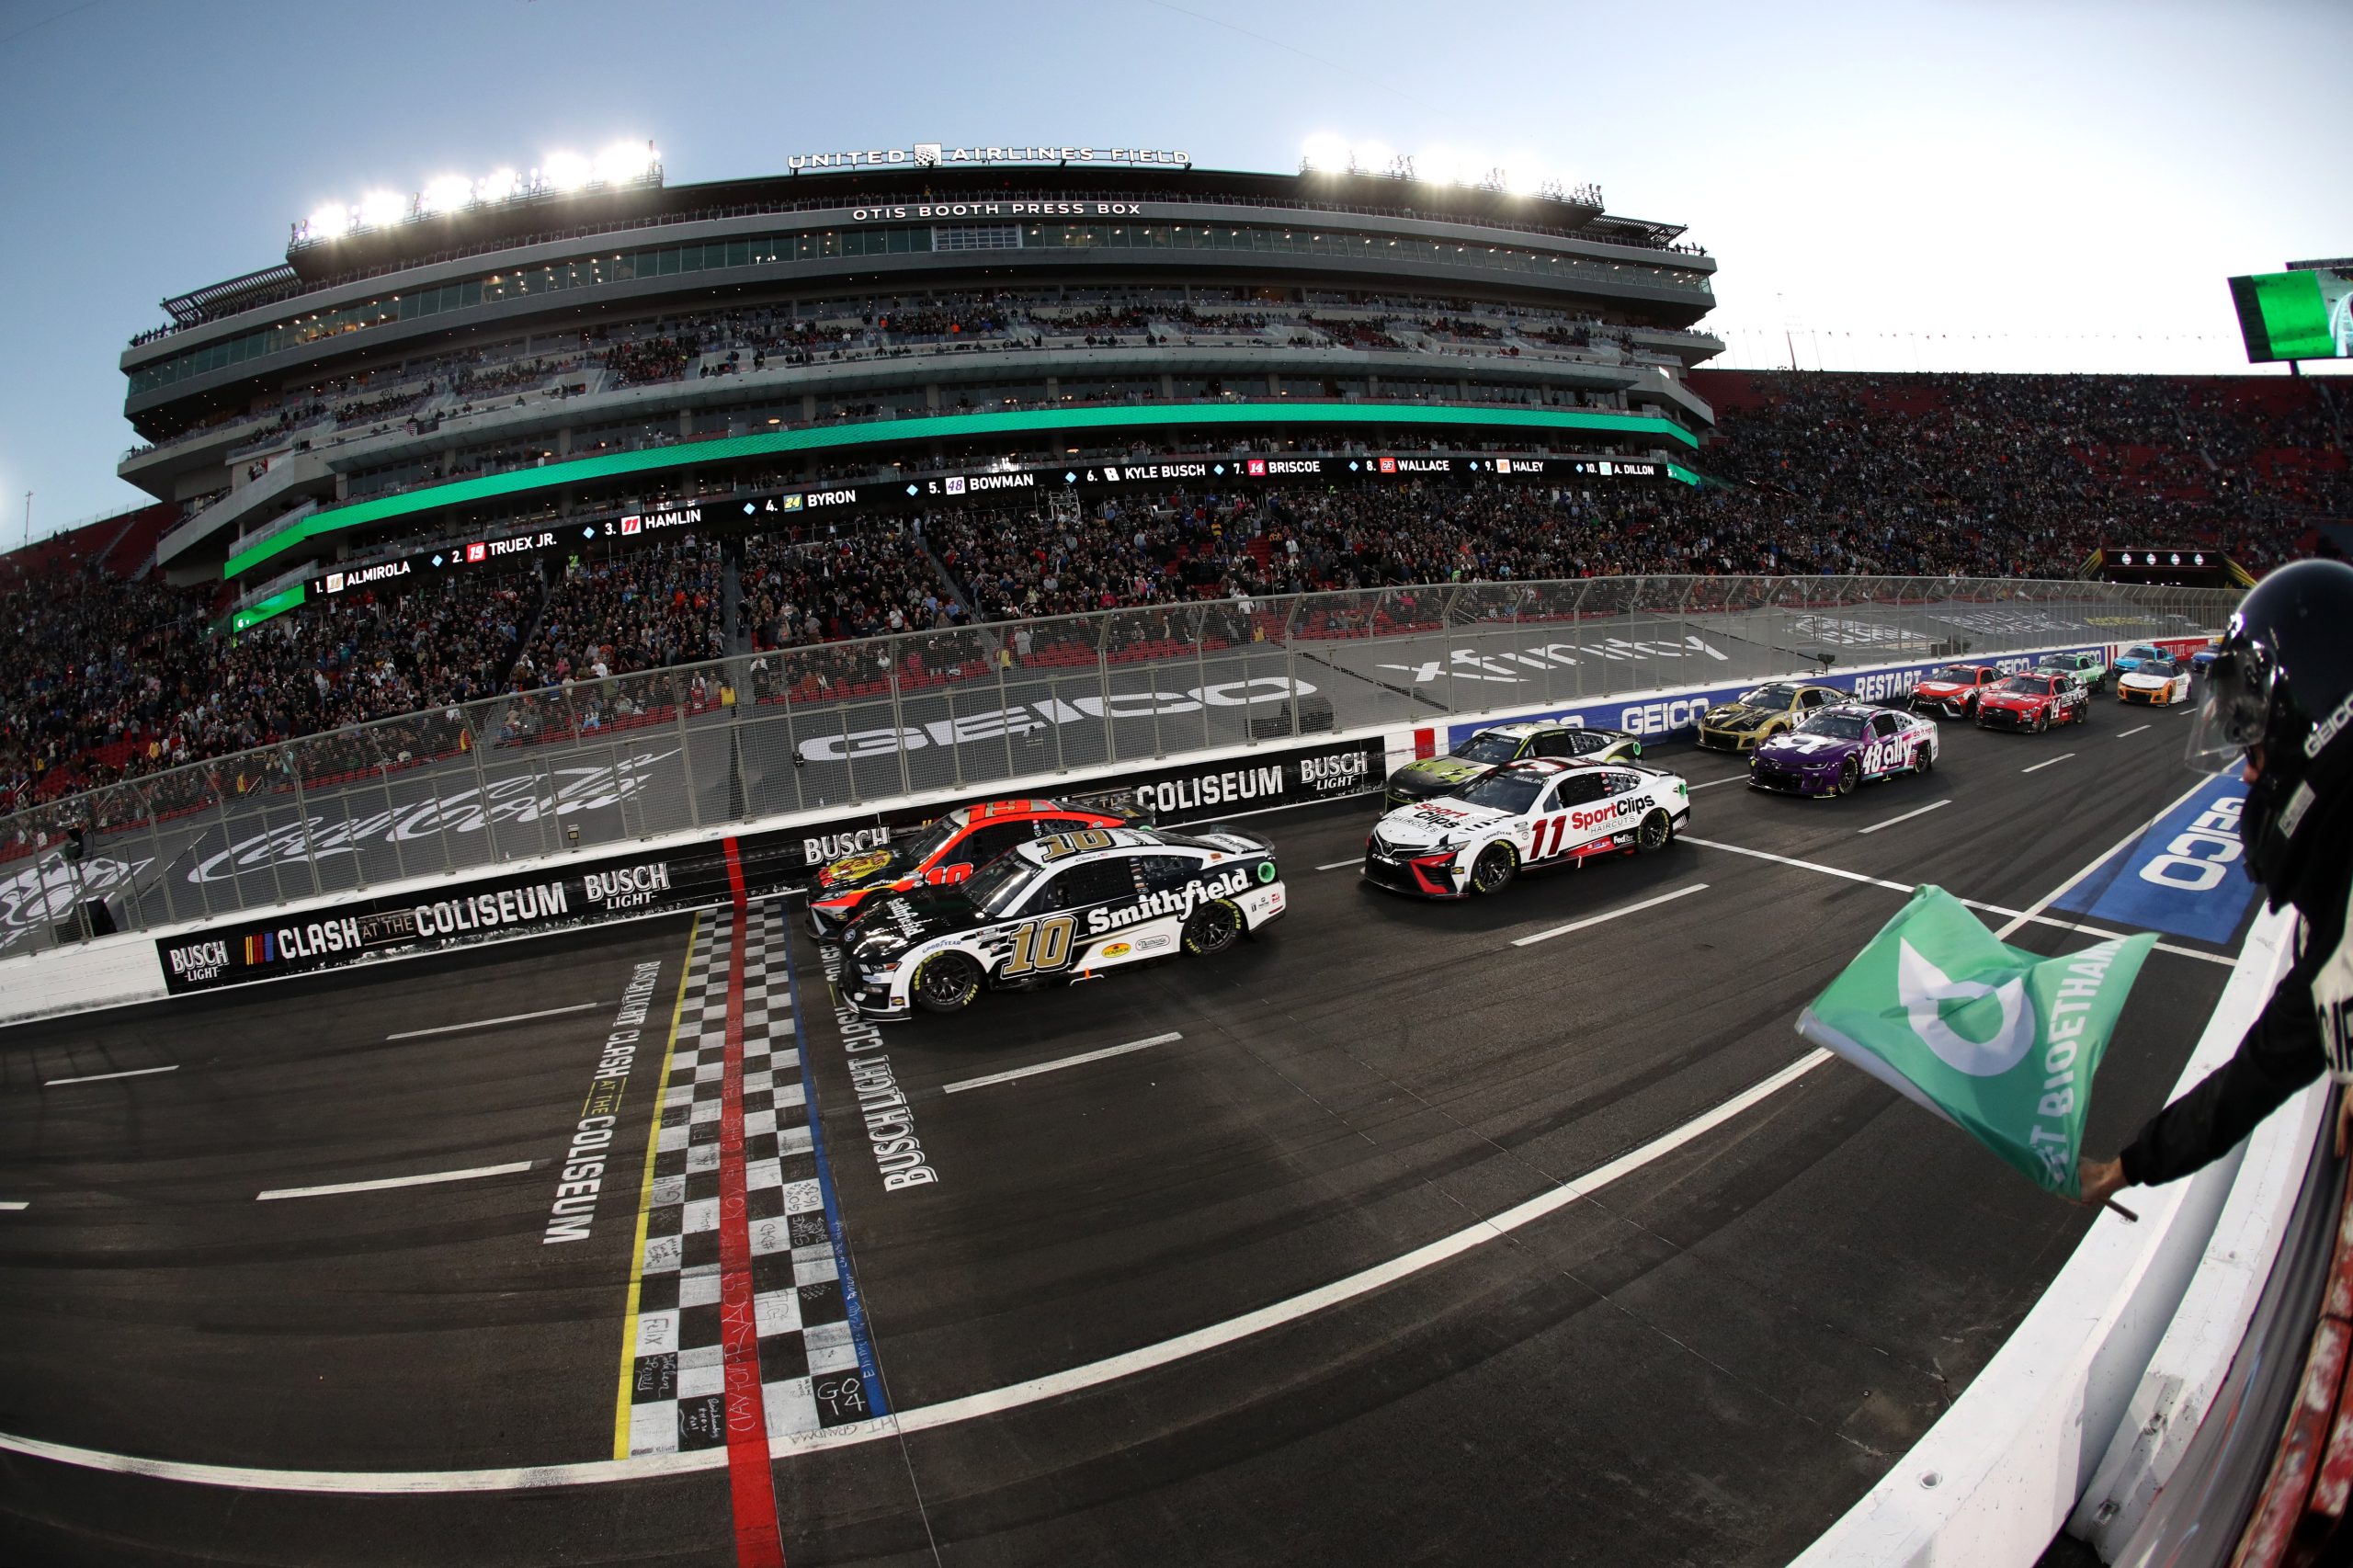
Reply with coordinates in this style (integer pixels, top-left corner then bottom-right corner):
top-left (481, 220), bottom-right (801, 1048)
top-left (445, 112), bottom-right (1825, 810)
top-left (805, 796), bottom-right (1140, 938)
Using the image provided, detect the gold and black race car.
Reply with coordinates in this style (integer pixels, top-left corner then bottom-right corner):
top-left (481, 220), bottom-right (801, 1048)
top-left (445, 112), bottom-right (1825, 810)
top-left (1381, 721), bottom-right (1642, 809)
top-left (1694, 682), bottom-right (1847, 752)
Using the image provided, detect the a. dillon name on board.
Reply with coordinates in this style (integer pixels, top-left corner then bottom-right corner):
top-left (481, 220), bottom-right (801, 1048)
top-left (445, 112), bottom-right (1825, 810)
top-left (824, 947), bottom-right (938, 1190)
top-left (544, 959), bottom-right (665, 1244)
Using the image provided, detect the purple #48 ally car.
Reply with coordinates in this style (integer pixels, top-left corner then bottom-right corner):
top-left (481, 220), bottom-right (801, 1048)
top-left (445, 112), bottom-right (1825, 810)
top-left (1748, 703), bottom-right (1939, 797)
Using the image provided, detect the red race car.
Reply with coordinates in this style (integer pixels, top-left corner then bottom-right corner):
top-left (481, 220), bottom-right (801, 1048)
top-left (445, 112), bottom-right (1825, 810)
top-left (805, 797), bottom-right (1138, 938)
top-left (1974, 671), bottom-right (2088, 733)
top-left (1910, 662), bottom-right (2001, 719)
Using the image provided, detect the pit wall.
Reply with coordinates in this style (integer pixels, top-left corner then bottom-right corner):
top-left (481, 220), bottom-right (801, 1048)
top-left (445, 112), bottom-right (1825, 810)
top-left (0, 634), bottom-right (2173, 1031)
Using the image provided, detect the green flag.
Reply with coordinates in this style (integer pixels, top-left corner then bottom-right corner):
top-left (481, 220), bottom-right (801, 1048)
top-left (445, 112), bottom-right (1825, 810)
top-left (1796, 886), bottom-right (2157, 1199)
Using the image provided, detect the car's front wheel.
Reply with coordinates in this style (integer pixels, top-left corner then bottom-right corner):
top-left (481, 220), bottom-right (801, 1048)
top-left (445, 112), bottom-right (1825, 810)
top-left (1637, 809), bottom-right (1673, 851)
top-left (1182, 899), bottom-right (1242, 956)
top-left (1469, 842), bottom-right (1518, 893)
top-left (912, 951), bottom-right (983, 1014)
top-left (1915, 740), bottom-right (1935, 774)
top-left (1836, 757), bottom-right (1860, 795)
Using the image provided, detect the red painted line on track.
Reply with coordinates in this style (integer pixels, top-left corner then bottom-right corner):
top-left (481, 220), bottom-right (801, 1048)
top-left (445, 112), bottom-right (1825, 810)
top-left (723, 836), bottom-right (747, 908)
top-left (719, 913), bottom-right (785, 1568)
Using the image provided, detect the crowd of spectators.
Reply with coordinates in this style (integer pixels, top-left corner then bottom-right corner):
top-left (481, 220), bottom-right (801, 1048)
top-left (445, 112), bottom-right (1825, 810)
top-left (16, 369), bottom-right (2346, 816)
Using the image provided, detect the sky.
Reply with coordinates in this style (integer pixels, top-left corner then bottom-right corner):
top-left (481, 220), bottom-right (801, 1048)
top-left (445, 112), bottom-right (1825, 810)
top-left (1, 0), bottom-right (2347, 542)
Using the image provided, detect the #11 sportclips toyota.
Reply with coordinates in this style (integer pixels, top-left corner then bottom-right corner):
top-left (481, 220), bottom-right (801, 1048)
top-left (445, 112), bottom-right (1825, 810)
top-left (838, 825), bottom-right (1286, 1019)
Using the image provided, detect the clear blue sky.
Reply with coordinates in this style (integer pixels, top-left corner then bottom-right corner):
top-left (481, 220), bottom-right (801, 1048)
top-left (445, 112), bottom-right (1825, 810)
top-left (2, 0), bottom-right (2347, 541)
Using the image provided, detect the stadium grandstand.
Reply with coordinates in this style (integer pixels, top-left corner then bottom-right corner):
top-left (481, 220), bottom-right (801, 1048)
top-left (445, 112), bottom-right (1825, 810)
top-left (2, 151), bottom-right (2347, 820)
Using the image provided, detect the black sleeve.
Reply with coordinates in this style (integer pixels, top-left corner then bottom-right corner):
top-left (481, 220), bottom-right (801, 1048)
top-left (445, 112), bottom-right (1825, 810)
top-left (2119, 970), bottom-right (2325, 1188)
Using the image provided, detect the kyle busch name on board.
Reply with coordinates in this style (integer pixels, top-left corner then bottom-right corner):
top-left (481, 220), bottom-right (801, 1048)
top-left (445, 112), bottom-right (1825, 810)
top-left (839, 824), bottom-right (1287, 1020)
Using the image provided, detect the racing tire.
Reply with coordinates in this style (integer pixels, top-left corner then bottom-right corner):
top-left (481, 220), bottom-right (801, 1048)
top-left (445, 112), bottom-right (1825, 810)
top-left (1915, 741), bottom-right (1934, 775)
top-left (1637, 809), bottom-right (1673, 852)
top-left (1469, 842), bottom-right (1518, 894)
top-left (911, 951), bottom-right (983, 1014)
top-left (1836, 757), bottom-right (1860, 796)
top-left (1181, 899), bottom-right (1243, 957)
top-left (2034, 710), bottom-right (2049, 733)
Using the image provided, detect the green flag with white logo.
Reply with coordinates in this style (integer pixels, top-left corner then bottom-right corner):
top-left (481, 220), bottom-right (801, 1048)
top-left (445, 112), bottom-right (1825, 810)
top-left (1796, 886), bottom-right (2157, 1199)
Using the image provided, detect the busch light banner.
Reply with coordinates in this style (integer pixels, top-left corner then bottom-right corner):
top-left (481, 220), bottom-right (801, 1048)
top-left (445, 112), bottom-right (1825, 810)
top-left (1796, 886), bottom-right (2156, 1198)
top-left (153, 832), bottom-right (803, 994)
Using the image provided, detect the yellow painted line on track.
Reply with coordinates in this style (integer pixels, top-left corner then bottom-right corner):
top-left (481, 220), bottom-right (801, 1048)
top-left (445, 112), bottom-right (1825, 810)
top-left (611, 912), bottom-right (700, 1461)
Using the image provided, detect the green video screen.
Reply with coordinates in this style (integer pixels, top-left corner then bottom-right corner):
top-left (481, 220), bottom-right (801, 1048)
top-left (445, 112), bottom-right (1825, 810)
top-left (2228, 268), bottom-right (2353, 362)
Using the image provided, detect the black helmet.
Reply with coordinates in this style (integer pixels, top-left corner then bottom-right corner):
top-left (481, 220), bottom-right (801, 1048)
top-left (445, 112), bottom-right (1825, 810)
top-left (2186, 559), bottom-right (2353, 908)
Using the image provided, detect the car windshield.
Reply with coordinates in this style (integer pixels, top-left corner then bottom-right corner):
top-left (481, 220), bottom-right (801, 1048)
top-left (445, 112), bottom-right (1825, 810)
top-left (1929, 665), bottom-right (1981, 684)
top-left (965, 853), bottom-right (1044, 915)
top-left (1455, 772), bottom-right (1547, 813)
top-left (2127, 647), bottom-right (2158, 660)
top-left (1796, 712), bottom-right (1869, 740)
top-left (1453, 732), bottom-right (1523, 764)
top-left (2138, 658), bottom-right (2178, 676)
top-left (897, 816), bottom-right (963, 864)
top-left (1735, 684), bottom-right (1798, 709)
top-left (1995, 676), bottom-right (2052, 694)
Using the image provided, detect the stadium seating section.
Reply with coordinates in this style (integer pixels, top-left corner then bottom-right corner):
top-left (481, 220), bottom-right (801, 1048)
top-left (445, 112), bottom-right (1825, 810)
top-left (12, 370), bottom-right (2346, 814)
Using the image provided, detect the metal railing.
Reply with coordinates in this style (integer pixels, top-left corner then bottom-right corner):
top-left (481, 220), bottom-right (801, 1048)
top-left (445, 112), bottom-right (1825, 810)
top-left (0, 574), bottom-right (2234, 961)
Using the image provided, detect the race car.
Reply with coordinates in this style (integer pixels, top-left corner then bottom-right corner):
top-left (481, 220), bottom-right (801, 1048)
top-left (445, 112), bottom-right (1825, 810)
top-left (1363, 756), bottom-right (1689, 899)
top-left (2033, 651), bottom-right (2108, 695)
top-left (806, 796), bottom-right (1138, 938)
top-left (838, 824), bottom-right (1285, 1019)
top-left (2117, 655), bottom-right (2193, 707)
top-left (1908, 664), bottom-right (2001, 719)
top-left (1381, 721), bottom-right (1641, 809)
top-left (1976, 672), bottom-right (2089, 733)
top-left (2188, 637), bottom-right (2224, 676)
top-left (1695, 682), bottom-right (1846, 752)
top-left (1750, 704), bottom-right (1938, 796)
top-left (2109, 643), bottom-right (2168, 680)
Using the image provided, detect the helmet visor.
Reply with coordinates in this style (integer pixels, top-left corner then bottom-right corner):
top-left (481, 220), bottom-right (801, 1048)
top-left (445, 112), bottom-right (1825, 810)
top-left (2185, 646), bottom-right (2270, 771)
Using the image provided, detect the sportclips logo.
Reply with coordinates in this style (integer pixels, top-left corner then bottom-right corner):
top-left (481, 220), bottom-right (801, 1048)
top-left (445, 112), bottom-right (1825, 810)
top-left (190, 749), bottom-right (676, 883)
top-left (797, 680), bottom-right (1311, 763)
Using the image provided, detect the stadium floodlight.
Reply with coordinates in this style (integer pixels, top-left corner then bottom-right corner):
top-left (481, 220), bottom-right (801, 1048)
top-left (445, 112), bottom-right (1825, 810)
top-left (594, 141), bottom-right (657, 185)
top-left (356, 189), bottom-right (408, 229)
top-left (543, 151), bottom-right (594, 192)
top-left (420, 176), bottom-right (472, 215)
top-left (1299, 133), bottom-right (1348, 174)
top-left (306, 203), bottom-right (351, 240)
top-left (475, 167), bottom-right (521, 204)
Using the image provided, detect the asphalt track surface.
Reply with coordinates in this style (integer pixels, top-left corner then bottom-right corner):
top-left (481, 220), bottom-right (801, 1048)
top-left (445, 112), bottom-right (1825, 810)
top-left (0, 698), bottom-right (2246, 1566)
top-left (0, 592), bottom-right (2204, 960)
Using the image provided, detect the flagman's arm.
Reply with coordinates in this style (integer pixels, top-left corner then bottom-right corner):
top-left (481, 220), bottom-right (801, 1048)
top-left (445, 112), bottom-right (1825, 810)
top-left (2078, 969), bottom-right (2333, 1207)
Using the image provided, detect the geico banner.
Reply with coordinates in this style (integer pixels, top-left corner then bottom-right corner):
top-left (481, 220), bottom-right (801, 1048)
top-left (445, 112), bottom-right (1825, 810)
top-left (781, 735), bottom-right (1385, 875)
top-left (153, 830), bottom-right (807, 994)
top-left (1444, 646), bottom-right (2111, 747)
top-left (794, 677), bottom-right (1312, 764)
top-left (2050, 771), bottom-right (2260, 945)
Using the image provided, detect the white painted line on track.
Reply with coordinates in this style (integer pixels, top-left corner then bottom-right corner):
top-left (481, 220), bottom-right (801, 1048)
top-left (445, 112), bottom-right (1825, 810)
top-left (1314, 858), bottom-right (1361, 871)
top-left (1991, 768), bottom-right (2217, 942)
top-left (1857, 799), bottom-right (1949, 835)
top-left (2116, 723), bottom-right (2151, 738)
top-left (1510, 884), bottom-right (1709, 948)
top-left (2020, 753), bottom-right (2075, 774)
top-left (0, 1202), bottom-right (26, 1211)
top-left (941, 1033), bottom-right (1184, 1095)
top-left (256, 1162), bottom-right (536, 1202)
top-left (1682, 835), bottom-right (2232, 967)
top-left (1687, 775), bottom-right (1749, 790)
top-left (0, 1042), bottom-right (1834, 1492)
top-left (386, 1003), bottom-right (604, 1040)
top-left (45, 1064), bottom-right (176, 1088)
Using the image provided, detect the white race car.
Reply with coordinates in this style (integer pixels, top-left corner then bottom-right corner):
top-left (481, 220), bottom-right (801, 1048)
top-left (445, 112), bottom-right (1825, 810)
top-left (2117, 655), bottom-right (2193, 708)
top-left (1363, 757), bottom-right (1690, 898)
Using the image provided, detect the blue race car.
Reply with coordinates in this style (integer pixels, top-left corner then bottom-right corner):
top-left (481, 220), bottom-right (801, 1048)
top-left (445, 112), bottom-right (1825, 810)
top-left (2109, 642), bottom-right (2166, 680)
top-left (1749, 703), bottom-right (1940, 797)
top-left (2188, 638), bottom-right (2223, 676)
